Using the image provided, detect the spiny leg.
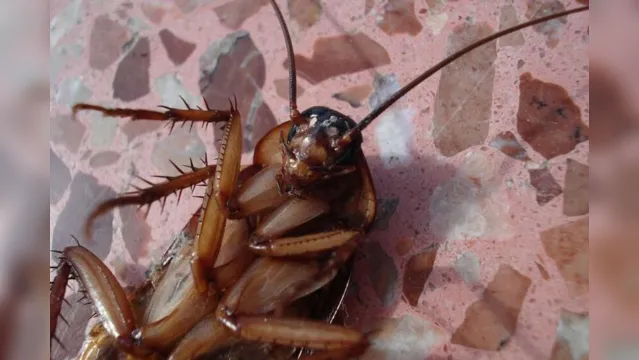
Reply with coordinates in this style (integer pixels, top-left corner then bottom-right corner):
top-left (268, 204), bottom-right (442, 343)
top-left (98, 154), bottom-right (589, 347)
top-left (81, 98), bottom-right (243, 294)
top-left (73, 96), bottom-right (230, 133)
top-left (185, 94), bottom-right (264, 292)
top-left (72, 216), bottom-right (223, 355)
top-left (191, 164), bottom-right (260, 293)
top-left (83, 161), bottom-right (216, 240)
top-left (209, 96), bottom-right (303, 221)
top-left (62, 247), bottom-right (140, 350)
top-left (50, 245), bottom-right (156, 357)
top-left (78, 98), bottom-right (243, 296)
top-left (187, 97), bottom-right (243, 293)
top-left (191, 174), bottom-right (227, 293)
top-left (50, 238), bottom-right (83, 350)
top-left (50, 260), bottom-right (71, 349)
top-left (212, 97), bottom-right (244, 219)
top-left (80, 96), bottom-right (245, 234)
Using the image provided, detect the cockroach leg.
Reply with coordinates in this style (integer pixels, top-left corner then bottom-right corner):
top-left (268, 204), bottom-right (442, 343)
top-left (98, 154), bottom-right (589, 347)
top-left (210, 96), bottom-right (314, 221)
top-left (211, 239), bottom-right (363, 358)
top-left (134, 242), bottom-right (220, 351)
top-left (134, 285), bottom-right (219, 351)
top-left (76, 323), bottom-right (117, 360)
top-left (72, 96), bottom-right (231, 133)
top-left (245, 196), bottom-right (364, 257)
top-left (61, 246), bottom-right (151, 357)
top-left (212, 97), bottom-right (244, 219)
top-left (83, 164), bottom-right (216, 240)
top-left (249, 229), bottom-right (362, 257)
top-left (216, 312), bottom-right (368, 358)
top-left (50, 261), bottom-right (71, 348)
top-left (135, 207), bottom-right (251, 352)
top-left (191, 175), bottom-right (227, 293)
top-left (212, 255), bottom-right (361, 356)
top-left (191, 165), bottom-right (258, 293)
top-left (168, 314), bottom-right (236, 360)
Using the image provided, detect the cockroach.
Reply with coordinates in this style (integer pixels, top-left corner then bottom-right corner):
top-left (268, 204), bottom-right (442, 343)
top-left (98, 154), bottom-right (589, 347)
top-left (51, 1), bottom-right (589, 359)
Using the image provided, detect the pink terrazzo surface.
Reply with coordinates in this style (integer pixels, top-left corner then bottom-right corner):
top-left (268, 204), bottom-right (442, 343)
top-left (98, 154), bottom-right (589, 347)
top-left (50, 1), bottom-right (592, 359)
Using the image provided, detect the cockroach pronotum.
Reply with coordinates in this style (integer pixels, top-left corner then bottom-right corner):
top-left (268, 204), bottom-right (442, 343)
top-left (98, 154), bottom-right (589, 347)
top-left (51, 1), bottom-right (589, 359)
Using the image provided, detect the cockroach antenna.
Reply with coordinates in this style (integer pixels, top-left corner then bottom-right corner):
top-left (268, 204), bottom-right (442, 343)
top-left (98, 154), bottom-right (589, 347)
top-left (269, 0), bottom-right (305, 125)
top-left (341, 4), bottom-right (589, 142)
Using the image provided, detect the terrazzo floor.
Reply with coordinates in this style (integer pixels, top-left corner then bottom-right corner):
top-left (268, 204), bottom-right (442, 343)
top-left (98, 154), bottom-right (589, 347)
top-left (50, 1), bottom-right (597, 359)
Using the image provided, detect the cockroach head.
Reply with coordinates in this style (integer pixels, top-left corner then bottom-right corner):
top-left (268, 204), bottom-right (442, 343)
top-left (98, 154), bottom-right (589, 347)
top-left (268, 0), bottom-right (363, 195)
top-left (270, 0), bottom-right (588, 196)
top-left (276, 106), bottom-right (362, 196)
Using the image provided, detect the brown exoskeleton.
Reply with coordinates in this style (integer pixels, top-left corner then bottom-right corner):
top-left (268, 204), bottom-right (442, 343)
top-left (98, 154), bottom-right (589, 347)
top-left (50, 1), bottom-right (589, 359)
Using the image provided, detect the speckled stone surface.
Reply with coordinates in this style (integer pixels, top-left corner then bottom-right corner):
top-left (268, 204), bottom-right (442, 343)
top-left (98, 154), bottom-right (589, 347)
top-left (49, 1), bottom-right (590, 359)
